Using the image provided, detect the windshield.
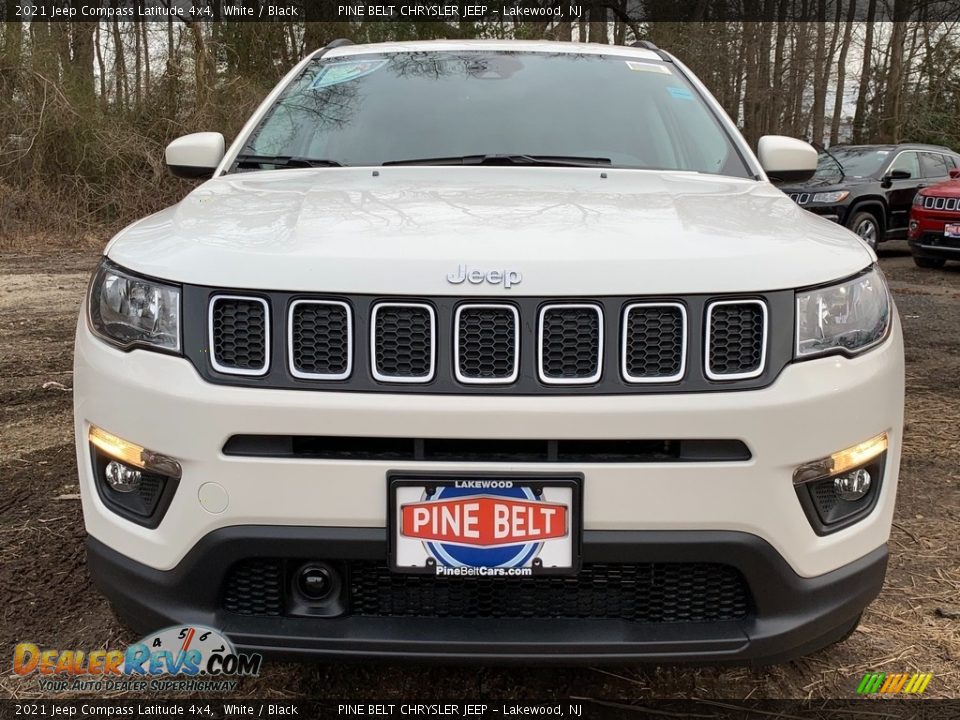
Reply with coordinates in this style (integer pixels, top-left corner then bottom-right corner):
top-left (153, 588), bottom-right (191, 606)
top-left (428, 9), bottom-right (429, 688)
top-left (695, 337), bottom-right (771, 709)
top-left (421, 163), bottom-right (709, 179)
top-left (814, 147), bottom-right (892, 179)
top-left (238, 51), bottom-right (750, 177)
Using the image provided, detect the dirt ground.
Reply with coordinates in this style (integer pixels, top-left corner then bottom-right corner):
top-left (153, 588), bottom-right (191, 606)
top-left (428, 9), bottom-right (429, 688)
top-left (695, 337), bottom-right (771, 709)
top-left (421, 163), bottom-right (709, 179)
top-left (0, 242), bottom-right (958, 701)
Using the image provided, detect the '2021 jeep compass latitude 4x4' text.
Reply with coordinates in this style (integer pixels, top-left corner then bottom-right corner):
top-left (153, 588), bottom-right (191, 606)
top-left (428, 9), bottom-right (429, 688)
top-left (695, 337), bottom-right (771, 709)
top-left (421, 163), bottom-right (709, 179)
top-left (75, 40), bottom-right (903, 664)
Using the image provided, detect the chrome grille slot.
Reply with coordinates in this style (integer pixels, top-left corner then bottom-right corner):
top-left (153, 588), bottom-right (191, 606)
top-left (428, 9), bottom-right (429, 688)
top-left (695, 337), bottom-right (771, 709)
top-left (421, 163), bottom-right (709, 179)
top-left (209, 295), bottom-right (270, 376)
top-left (455, 304), bottom-right (519, 384)
top-left (288, 300), bottom-right (352, 380)
top-left (622, 303), bottom-right (686, 383)
top-left (705, 300), bottom-right (767, 380)
top-left (371, 302), bottom-right (435, 382)
top-left (538, 304), bottom-right (603, 384)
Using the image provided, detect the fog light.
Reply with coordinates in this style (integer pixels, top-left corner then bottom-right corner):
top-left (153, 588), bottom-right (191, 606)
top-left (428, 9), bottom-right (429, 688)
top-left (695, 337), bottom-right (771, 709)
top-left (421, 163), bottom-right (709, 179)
top-left (104, 460), bottom-right (141, 493)
top-left (793, 433), bottom-right (888, 485)
top-left (834, 468), bottom-right (871, 501)
top-left (89, 426), bottom-right (182, 478)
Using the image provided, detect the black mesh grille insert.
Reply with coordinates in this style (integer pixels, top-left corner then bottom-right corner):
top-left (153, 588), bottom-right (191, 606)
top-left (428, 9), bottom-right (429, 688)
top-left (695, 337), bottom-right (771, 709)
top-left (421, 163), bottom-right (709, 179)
top-left (624, 304), bottom-right (685, 380)
top-left (540, 305), bottom-right (601, 381)
top-left (373, 304), bottom-right (433, 380)
top-left (211, 297), bottom-right (267, 372)
top-left (290, 301), bottom-right (350, 377)
top-left (221, 560), bottom-right (751, 623)
top-left (708, 302), bottom-right (765, 377)
top-left (457, 305), bottom-right (517, 381)
top-left (222, 558), bottom-right (284, 616)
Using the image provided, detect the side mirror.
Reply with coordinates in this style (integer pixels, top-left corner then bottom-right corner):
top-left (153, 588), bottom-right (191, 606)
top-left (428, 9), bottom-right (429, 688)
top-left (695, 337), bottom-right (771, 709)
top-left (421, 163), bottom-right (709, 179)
top-left (165, 132), bottom-right (225, 179)
top-left (757, 135), bottom-right (818, 183)
top-left (881, 169), bottom-right (911, 188)
top-left (950, 169), bottom-right (960, 179)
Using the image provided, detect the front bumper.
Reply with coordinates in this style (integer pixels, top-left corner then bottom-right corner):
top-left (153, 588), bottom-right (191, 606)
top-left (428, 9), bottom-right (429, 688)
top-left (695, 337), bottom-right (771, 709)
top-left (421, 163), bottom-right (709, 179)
top-left (75, 307), bottom-right (903, 662)
top-left (88, 528), bottom-right (887, 665)
top-left (802, 205), bottom-right (844, 224)
top-left (74, 311), bottom-right (904, 578)
top-left (909, 232), bottom-right (960, 259)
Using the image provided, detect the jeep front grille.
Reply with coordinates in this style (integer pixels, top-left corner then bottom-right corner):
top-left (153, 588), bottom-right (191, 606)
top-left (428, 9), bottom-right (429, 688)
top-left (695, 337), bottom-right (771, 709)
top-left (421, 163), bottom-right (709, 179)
top-left (209, 295), bottom-right (270, 376)
top-left (706, 300), bottom-right (767, 380)
top-left (922, 195), bottom-right (960, 211)
top-left (196, 291), bottom-right (781, 393)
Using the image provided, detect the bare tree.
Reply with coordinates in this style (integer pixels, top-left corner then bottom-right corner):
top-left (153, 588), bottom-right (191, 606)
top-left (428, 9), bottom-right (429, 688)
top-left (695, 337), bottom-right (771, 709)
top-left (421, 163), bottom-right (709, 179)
top-left (830, 0), bottom-right (856, 144)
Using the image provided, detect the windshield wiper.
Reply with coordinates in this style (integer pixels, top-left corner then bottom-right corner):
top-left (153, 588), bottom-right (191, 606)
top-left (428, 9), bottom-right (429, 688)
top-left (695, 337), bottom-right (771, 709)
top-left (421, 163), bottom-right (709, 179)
top-left (383, 154), bottom-right (611, 168)
top-left (233, 154), bottom-right (346, 170)
top-left (813, 143), bottom-right (845, 181)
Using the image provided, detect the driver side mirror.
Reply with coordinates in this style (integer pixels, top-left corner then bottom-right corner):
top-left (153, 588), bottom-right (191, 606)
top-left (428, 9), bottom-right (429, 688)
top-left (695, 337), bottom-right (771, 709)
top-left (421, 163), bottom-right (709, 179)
top-left (165, 132), bottom-right (225, 179)
top-left (757, 136), bottom-right (817, 183)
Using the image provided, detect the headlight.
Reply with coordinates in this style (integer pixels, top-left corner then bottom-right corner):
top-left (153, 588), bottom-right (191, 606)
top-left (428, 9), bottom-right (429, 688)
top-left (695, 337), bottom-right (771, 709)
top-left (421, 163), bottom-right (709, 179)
top-left (88, 260), bottom-right (181, 353)
top-left (913, 193), bottom-right (925, 207)
top-left (811, 191), bottom-right (849, 204)
top-left (795, 267), bottom-right (891, 359)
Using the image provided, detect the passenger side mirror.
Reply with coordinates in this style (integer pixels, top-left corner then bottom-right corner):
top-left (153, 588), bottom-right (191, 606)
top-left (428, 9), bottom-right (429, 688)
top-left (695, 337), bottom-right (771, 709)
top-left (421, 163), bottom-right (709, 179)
top-left (950, 169), bottom-right (960, 179)
top-left (881, 169), bottom-right (912, 188)
top-left (757, 136), bottom-right (818, 183)
top-left (165, 132), bottom-right (225, 179)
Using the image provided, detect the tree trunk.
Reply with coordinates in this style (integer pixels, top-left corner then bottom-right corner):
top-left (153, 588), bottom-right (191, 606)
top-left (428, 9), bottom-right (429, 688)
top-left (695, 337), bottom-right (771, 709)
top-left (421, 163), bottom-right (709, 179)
top-left (588, 4), bottom-right (607, 44)
top-left (95, 23), bottom-right (107, 108)
top-left (853, 0), bottom-right (877, 142)
top-left (134, 17), bottom-right (142, 107)
top-left (770, 2), bottom-right (788, 133)
top-left (810, 8), bottom-right (828, 144)
top-left (141, 23), bottom-right (150, 100)
top-left (111, 18), bottom-right (127, 110)
top-left (881, 19), bottom-right (908, 142)
top-left (191, 23), bottom-right (209, 109)
top-left (68, 22), bottom-right (96, 107)
top-left (830, 0), bottom-right (856, 144)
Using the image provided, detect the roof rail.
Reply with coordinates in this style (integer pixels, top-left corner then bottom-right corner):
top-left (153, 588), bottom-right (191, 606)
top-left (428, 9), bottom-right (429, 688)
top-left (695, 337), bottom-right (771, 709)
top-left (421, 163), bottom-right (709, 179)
top-left (631, 40), bottom-right (659, 50)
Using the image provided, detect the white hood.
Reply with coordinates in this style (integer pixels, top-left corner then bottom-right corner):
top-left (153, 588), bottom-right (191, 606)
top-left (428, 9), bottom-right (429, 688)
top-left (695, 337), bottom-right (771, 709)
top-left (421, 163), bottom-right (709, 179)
top-left (106, 166), bottom-right (873, 295)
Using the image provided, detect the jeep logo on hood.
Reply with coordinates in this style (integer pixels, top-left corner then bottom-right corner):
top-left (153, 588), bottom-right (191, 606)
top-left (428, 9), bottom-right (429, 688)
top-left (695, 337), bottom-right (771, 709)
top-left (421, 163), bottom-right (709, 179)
top-left (446, 264), bottom-right (523, 289)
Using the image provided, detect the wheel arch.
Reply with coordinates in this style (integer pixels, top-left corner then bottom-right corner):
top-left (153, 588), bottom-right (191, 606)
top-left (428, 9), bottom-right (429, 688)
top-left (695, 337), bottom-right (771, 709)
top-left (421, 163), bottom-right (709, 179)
top-left (846, 198), bottom-right (888, 234)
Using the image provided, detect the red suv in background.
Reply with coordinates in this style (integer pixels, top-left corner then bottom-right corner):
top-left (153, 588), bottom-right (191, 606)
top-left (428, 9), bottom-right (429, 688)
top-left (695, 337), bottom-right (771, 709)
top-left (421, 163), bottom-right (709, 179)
top-left (909, 168), bottom-right (960, 268)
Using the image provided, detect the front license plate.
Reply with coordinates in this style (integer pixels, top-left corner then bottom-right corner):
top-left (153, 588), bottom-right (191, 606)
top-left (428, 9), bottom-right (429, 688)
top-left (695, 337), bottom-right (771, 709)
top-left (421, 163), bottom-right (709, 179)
top-left (389, 474), bottom-right (581, 576)
top-left (945, 223), bottom-right (960, 238)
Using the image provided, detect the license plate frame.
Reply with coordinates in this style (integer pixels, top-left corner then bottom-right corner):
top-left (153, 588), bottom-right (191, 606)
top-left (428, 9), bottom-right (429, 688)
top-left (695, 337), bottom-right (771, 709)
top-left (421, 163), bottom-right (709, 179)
top-left (387, 472), bottom-right (583, 577)
top-left (945, 223), bottom-right (960, 239)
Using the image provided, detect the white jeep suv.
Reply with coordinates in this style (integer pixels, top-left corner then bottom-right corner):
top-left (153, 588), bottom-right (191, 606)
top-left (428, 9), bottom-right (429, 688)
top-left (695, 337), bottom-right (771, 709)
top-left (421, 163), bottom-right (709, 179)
top-left (74, 39), bottom-right (903, 664)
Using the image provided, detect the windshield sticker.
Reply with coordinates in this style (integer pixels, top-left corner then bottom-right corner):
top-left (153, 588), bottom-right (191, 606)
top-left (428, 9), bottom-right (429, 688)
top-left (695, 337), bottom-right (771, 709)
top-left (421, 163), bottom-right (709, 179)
top-left (626, 61), bottom-right (672, 74)
top-left (666, 85), bottom-right (694, 100)
top-left (309, 59), bottom-right (388, 89)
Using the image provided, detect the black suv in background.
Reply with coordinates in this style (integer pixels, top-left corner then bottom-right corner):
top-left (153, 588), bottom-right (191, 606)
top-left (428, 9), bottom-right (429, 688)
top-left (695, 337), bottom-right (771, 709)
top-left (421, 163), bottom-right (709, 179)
top-left (777, 144), bottom-right (960, 249)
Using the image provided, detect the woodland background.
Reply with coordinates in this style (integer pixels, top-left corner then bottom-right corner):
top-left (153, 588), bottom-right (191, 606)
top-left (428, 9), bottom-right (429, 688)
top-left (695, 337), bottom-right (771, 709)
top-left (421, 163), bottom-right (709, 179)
top-left (2, 7), bottom-right (960, 237)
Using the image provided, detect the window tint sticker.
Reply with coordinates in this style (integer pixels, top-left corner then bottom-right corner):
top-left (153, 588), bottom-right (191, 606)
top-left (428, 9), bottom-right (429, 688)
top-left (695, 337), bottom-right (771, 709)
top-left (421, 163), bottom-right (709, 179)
top-left (625, 61), bottom-right (672, 74)
top-left (667, 86), bottom-right (694, 100)
top-left (310, 59), bottom-right (388, 89)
